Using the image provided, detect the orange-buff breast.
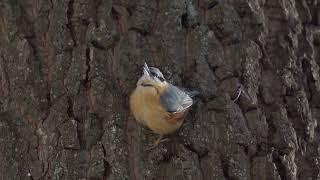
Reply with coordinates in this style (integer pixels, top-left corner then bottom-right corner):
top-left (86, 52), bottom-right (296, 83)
top-left (130, 85), bottom-right (184, 135)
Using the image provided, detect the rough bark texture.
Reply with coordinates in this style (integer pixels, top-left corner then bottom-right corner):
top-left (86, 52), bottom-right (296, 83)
top-left (0, 0), bottom-right (320, 179)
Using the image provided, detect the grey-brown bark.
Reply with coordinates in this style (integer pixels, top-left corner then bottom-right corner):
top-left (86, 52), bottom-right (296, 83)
top-left (0, 0), bottom-right (320, 179)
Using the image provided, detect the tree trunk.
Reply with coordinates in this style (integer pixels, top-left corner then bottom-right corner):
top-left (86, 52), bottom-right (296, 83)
top-left (0, 0), bottom-right (320, 179)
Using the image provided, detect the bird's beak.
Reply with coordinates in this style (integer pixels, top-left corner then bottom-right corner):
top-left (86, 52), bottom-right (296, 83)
top-left (143, 62), bottom-right (151, 76)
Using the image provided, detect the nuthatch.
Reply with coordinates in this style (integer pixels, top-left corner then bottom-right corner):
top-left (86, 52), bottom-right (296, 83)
top-left (130, 63), bottom-right (197, 146)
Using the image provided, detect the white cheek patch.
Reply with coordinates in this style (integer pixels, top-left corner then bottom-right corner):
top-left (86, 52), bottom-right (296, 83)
top-left (137, 75), bottom-right (151, 86)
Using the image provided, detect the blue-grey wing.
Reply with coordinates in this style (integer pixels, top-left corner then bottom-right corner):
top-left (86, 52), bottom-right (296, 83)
top-left (160, 84), bottom-right (193, 113)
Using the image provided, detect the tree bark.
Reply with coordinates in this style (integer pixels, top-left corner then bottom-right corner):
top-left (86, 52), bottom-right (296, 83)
top-left (0, 0), bottom-right (320, 179)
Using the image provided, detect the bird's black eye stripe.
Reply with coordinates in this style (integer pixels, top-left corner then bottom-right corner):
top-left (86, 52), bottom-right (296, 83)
top-left (150, 72), bottom-right (156, 77)
top-left (159, 77), bottom-right (165, 82)
top-left (150, 71), bottom-right (165, 82)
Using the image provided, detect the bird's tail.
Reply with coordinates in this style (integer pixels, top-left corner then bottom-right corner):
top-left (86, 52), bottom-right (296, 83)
top-left (182, 88), bottom-right (200, 98)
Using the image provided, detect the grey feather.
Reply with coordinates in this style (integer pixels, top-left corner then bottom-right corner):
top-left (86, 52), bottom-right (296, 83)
top-left (160, 84), bottom-right (193, 113)
top-left (180, 88), bottom-right (200, 98)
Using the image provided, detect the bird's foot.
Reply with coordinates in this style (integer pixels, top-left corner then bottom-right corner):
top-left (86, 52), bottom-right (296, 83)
top-left (232, 86), bottom-right (252, 103)
top-left (147, 136), bottom-right (170, 150)
top-left (232, 88), bottom-right (242, 102)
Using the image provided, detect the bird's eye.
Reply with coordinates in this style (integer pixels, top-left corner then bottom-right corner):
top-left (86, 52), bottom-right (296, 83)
top-left (159, 76), bottom-right (165, 82)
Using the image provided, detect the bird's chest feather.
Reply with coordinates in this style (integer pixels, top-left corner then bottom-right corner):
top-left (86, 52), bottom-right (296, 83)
top-left (130, 87), bottom-right (183, 135)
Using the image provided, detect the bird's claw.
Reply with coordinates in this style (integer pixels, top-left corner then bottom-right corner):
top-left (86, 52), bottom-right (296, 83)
top-left (147, 136), bottom-right (170, 150)
top-left (232, 86), bottom-right (253, 103)
top-left (232, 87), bottom-right (242, 102)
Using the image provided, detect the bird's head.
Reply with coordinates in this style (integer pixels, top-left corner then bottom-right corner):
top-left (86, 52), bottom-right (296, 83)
top-left (137, 63), bottom-right (167, 88)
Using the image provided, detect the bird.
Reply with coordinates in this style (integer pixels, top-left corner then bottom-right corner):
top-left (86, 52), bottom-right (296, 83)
top-left (130, 62), bottom-right (198, 146)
